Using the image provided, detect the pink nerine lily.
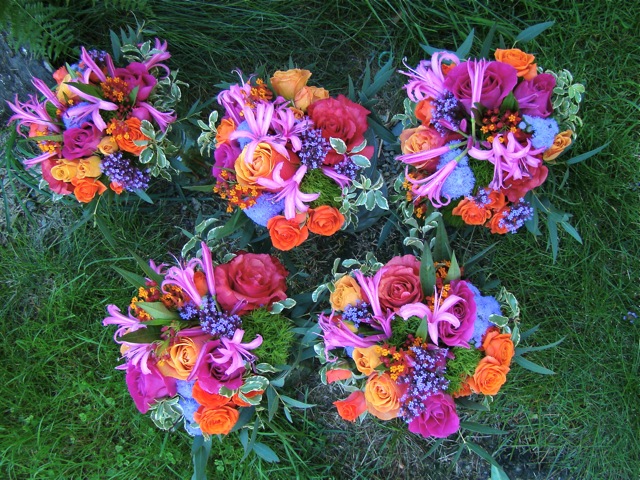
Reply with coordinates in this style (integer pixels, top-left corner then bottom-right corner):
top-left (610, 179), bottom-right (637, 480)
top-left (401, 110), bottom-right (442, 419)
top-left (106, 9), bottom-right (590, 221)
top-left (136, 101), bottom-right (176, 132)
top-left (230, 102), bottom-right (288, 162)
top-left (397, 144), bottom-right (452, 167)
top-left (398, 288), bottom-right (463, 345)
top-left (272, 106), bottom-right (309, 152)
top-left (66, 84), bottom-right (118, 131)
top-left (321, 166), bottom-right (352, 189)
top-left (353, 269), bottom-right (394, 337)
top-left (200, 241), bottom-right (216, 299)
top-left (217, 80), bottom-right (253, 125)
top-left (399, 51), bottom-right (460, 101)
top-left (79, 47), bottom-right (115, 83)
top-left (211, 329), bottom-right (263, 375)
top-left (117, 342), bottom-right (155, 375)
top-left (7, 94), bottom-right (59, 136)
top-left (405, 160), bottom-right (458, 208)
top-left (102, 304), bottom-right (144, 342)
top-left (143, 38), bottom-right (172, 77)
top-left (162, 258), bottom-right (203, 306)
top-left (318, 311), bottom-right (389, 358)
top-left (257, 164), bottom-right (320, 219)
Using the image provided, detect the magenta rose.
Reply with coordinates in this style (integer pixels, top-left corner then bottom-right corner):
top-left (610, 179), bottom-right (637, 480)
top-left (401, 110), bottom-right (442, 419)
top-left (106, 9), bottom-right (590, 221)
top-left (115, 63), bottom-right (157, 101)
top-left (408, 392), bottom-right (460, 438)
top-left (189, 340), bottom-right (245, 394)
top-left (444, 60), bottom-right (518, 112)
top-left (125, 363), bottom-right (177, 414)
top-left (378, 255), bottom-right (423, 312)
top-left (214, 253), bottom-right (288, 315)
top-left (438, 280), bottom-right (477, 348)
top-left (307, 94), bottom-right (373, 165)
top-left (513, 73), bottom-right (556, 118)
top-left (41, 158), bottom-right (74, 195)
top-left (212, 141), bottom-right (241, 181)
top-left (61, 122), bottom-right (101, 159)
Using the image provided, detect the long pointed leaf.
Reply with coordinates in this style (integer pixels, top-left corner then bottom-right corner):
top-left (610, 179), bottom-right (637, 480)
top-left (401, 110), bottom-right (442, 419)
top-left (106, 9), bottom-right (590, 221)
top-left (566, 142), bottom-right (609, 165)
top-left (514, 356), bottom-right (555, 375)
top-left (515, 21), bottom-right (555, 43)
top-left (420, 241), bottom-right (436, 297)
top-left (112, 266), bottom-right (147, 288)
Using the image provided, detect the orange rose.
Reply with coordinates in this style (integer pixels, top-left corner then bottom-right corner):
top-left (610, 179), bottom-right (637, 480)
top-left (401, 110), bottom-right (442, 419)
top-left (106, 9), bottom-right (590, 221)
top-left (468, 356), bottom-right (510, 396)
top-left (452, 379), bottom-right (473, 398)
top-left (193, 271), bottom-right (209, 297)
top-left (215, 118), bottom-right (236, 145)
top-left (399, 125), bottom-right (445, 156)
top-left (294, 85), bottom-right (330, 112)
top-left (482, 328), bottom-right (515, 367)
top-left (56, 74), bottom-right (79, 103)
top-left (488, 210), bottom-right (509, 234)
top-left (71, 177), bottom-right (107, 203)
top-left (267, 213), bottom-right (309, 251)
top-left (415, 98), bottom-right (434, 125)
top-left (307, 206), bottom-right (345, 236)
top-left (352, 346), bottom-right (382, 375)
top-left (329, 275), bottom-right (363, 311)
top-left (192, 381), bottom-right (232, 409)
top-left (543, 130), bottom-right (573, 161)
top-left (51, 159), bottom-right (79, 183)
top-left (97, 136), bottom-right (119, 156)
top-left (157, 333), bottom-right (209, 380)
top-left (194, 405), bottom-right (239, 435)
top-left (110, 181), bottom-right (124, 194)
top-left (231, 390), bottom-right (264, 407)
top-left (326, 368), bottom-right (353, 384)
top-left (77, 155), bottom-right (102, 178)
top-left (495, 48), bottom-right (537, 80)
top-left (333, 390), bottom-right (367, 422)
top-left (452, 198), bottom-right (492, 226)
top-left (270, 69), bottom-right (312, 100)
top-left (364, 373), bottom-right (404, 420)
top-left (235, 143), bottom-right (298, 188)
top-left (53, 66), bottom-right (68, 84)
top-left (486, 190), bottom-right (507, 212)
top-left (115, 117), bottom-right (149, 156)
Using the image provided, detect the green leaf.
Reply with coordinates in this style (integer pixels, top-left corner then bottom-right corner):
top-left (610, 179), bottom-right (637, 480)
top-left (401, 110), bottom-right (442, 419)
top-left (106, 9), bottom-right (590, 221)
top-left (519, 324), bottom-right (540, 341)
top-left (566, 142), bottom-right (609, 165)
top-left (133, 188), bottom-right (154, 204)
top-left (416, 318), bottom-right (428, 341)
top-left (559, 221), bottom-right (582, 244)
top-left (466, 441), bottom-right (507, 473)
top-left (136, 301), bottom-right (180, 320)
top-left (489, 314), bottom-right (509, 327)
top-left (280, 395), bottom-right (315, 409)
top-left (500, 92), bottom-right (519, 112)
top-left (191, 435), bottom-right (212, 480)
top-left (128, 250), bottom-right (164, 286)
top-left (491, 464), bottom-right (512, 480)
top-left (350, 154), bottom-right (371, 168)
top-left (516, 336), bottom-right (564, 355)
top-left (445, 252), bottom-right (461, 282)
top-left (67, 82), bottom-right (104, 99)
top-left (112, 266), bottom-right (147, 288)
top-left (419, 240), bottom-right (436, 298)
top-left (480, 23), bottom-right (498, 58)
top-left (267, 386), bottom-right (279, 421)
top-left (119, 325), bottom-right (163, 344)
top-left (110, 30), bottom-right (121, 63)
top-left (455, 29), bottom-right (475, 58)
top-left (330, 137), bottom-right (347, 154)
top-left (514, 356), bottom-right (555, 375)
top-left (184, 184), bottom-right (217, 193)
top-left (252, 442), bottom-right (279, 463)
top-left (460, 421), bottom-right (508, 435)
top-left (95, 214), bottom-right (116, 249)
top-left (455, 397), bottom-right (490, 411)
top-left (515, 21), bottom-right (555, 43)
top-left (433, 216), bottom-right (451, 261)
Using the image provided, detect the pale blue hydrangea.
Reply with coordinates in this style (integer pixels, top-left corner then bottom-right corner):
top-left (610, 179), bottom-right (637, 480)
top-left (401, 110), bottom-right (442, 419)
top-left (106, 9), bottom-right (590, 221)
top-left (175, 380), bottom-right (196, 399)
top-left (466, 283), bottom-right (501, 348)
top-left (179, 396), bottom-right (202, 436)
top-left (520, 115), bottom-right (559, 150)
top-left (437, 146), bottom-right (475, 200)
top-left (243, 192), bottom-right (285, 227)
top-left (235, 121), bottom-right (252, 149)
top-left (184, 422), bottom-right (202, 436)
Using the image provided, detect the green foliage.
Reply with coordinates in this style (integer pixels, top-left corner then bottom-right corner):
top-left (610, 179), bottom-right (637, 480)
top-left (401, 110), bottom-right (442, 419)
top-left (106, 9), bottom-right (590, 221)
top-left (445, 347), bottom-right (483, 394)
top-left (387, 316), bottom-right (422, 347)
top-left (299, 168), bottom-right (342, 208)
top-left (242, 308), bottom-right (294, 367)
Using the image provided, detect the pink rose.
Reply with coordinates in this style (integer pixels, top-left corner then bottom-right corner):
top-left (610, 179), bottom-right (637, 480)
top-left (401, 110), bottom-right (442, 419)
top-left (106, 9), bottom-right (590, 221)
top-left (115, 63), bottom-right (157, 101)
top-left (408, 392), bottom-right (460, 438)
top-left (513, 73), bottom-right (556, 118)
top-left (61, 122), bottom-right (101, 159)
top-left (307, 94), bottom-right (373, 166)
top-left (125, 363), bottom-right (177, 414)
top-left (189, 340), bottom-right (245, 394)
top-left (444, 60), bottom-right (518, 112)
top-left (212, 141), bottom-right (241, 182)
top-left (438, 280), bottom-right (477, 348)
top-left (378, 255), bottom-right (423, 312)
top-left (41, 158), bottom-right (74, 195)
top-left (214, 253), bottom-right (288, 315)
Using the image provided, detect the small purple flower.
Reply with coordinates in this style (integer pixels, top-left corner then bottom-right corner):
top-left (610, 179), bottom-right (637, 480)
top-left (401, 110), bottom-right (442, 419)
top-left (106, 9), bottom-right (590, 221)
top-left (101, 152), bottom-right (151, 191)
top-left (299, 127), bottom-right (331, 169)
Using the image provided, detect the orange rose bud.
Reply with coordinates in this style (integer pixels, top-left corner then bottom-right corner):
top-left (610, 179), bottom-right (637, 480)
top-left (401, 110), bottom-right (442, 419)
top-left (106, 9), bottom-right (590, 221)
top-left (115, 117), bottom-right (150, 156)
top-left (194, 405), bottom-right (239, 435)
top-left (488, 210), bottom-right (509, 234)
top-left (215, 118), bottom-right (236, 145)
top-left (452, 378), bottom-right (473, 398)
top-left (352, 346), bottom-right (382, 376)
top-left (110, 181), bottom-right (124, 194)
top-left (415, 98), bottom-right (434, 125)
top-left (326, 368), bottom-right (353, 384)
top-left (495, 48), bottom-right (537, 80)
top-left (543, 130), bottom-right (573, 161)
top-left (267, 213), bottom-right (309, 251)
top-left (294, 85), bottom-right (330, 112)
top-left (452, 198), bottom-right (492, 226)
top-left (329, 275), bottom-right (362, 311)
top-left (231, 390), bottom-right (264, 408)
top-left (97, 136), bottom-right (119, 156)
top-left (270, 69), bottom-right (312, 100)
top-left (468, 356), bottom-right (510, 396)
top-left (482, 328), bottom-right (515, 367)
top-left (53, 66), bottom-right (68, 84)
top-left (307, 206), bottom-right (345, 236)
top-left (192, 381), bottom-right (231, 409)
top-left (71, 177), bottom-right (107, 203)
top-left (486, 191), bottom-right (507, 212)
top-left (193, 271), bottom-right (209, 297)
top-left (364, 373), bottom-right (404, 420)
top-left (333, 390), bottom-right (367, 422)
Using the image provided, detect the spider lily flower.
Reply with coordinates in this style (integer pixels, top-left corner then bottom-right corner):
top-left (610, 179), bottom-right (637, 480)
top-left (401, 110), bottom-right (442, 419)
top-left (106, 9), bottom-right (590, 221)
top-left (199, 242), bottom-right (216, 299)
top-left (321, 166), bottom-right (352, 189)
top-left (136, 101), bottom-right (176, 132)
top-left (405, 159), bottom-right (458, 208)
top-left (32, 78), bottom-right (63, 110)
top-left (143, 38), bottom-right (172, 77)
top-left (162, 258), bottom-right (204, 306)
top-left (397, 144), bottom-right (452, 167)
top-left (318, 310), bottom-right (389, 357)
top-left (217, 79), bottom-right (253, 125)
top-left (102, 304), bottom-right (145, 342)
top-left (66, 84), bottom-right (118, 131)
top-left (468, 59), bottom-right (488, 111)
top-left (230, 102), bottom-right (288, 162)
top-left (210, 329), bottom-right (263, 375)
top-left (272, 106), bottom-right (309, 152)
top-left (399, 51), bottom-right (460, 101)
top-left (257, 164), bottom-right (320, 219)
top-left (7, 94), bottom-right (59, 136)
top-left (398, 288), bottom-right (463, 345)
top-left (118, 342), bottom-right (155, 375)
top-left (79, 46), bottom-right (109, 83)
top-left (354, 269), bottom-right (394, 337)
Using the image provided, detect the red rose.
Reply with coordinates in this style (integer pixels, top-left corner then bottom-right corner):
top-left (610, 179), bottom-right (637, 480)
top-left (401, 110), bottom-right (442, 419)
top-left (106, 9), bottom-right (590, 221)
top-left (378, 255), bottom-right (423, 312)
top-left (501, 163), bottom-right (548, 202)
top-left (307, 94), bottom-right (372, 165)
top-left (214, 253), bottom-right (288, 315)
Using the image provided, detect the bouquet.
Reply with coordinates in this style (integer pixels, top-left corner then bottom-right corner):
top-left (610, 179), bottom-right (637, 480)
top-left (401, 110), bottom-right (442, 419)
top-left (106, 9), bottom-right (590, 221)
top-left (7, 32), bottom-right (183, 204)
top-left (198, 67), bottom-right (388, 251)
top-left (394, 41), bottom-right (585, 235)
top-left (314, 244), bottom-right (531, 440)
top-left (103, 242), bottom-right (303, 463)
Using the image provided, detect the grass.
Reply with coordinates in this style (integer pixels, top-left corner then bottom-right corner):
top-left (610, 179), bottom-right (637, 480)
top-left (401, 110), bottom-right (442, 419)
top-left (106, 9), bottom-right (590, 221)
top-left (1, 0), bottom-right (640, 478)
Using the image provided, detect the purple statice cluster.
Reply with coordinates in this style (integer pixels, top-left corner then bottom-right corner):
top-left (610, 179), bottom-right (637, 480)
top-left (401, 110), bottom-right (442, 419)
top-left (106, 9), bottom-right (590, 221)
top-left (431, 91), bottom-right (463, 135)
top-left (400, 345), bottom-right (450, 422)
top-left (520, 115), bottom-right (559, 150)
top-left (334, 157), bottom-right (361, 180)
top-left (342, 301), bottom-right (371, 329)
top-left (299, 128), bottom-right (330, 169)
top-left (498, 198), bottom-right (534, 233)
top-left (101, 152), bottom-right (151, 191)
top-left (178, 296), bottom-right (242, 339)
top-left (437, 145), bottom-right (475, 200)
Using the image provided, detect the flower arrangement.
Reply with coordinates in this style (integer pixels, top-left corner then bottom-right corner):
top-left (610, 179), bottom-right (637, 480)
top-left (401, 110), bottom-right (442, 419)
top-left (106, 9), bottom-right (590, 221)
top-left (197, 67), bottom-right (389, 251)
top-left (393, 34), bottom-right (586, 236)
top-left (7, 31), bottom-right (183, 204)
top-left (314, 235), bottom-right (544, 440)
top-left (103, 242), bottom-right (306, 464)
